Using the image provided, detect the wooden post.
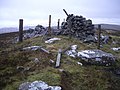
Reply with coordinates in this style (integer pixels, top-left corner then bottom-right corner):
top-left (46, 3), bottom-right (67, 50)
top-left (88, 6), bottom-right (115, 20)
top-left (57, 19), bottom-right (60, 30)
top-left (55, 49), bottom-right (62, 68)
top-left (97, 24), bottom-right (101, 49)
top-left (63, 18), bottom-right (65, 22)
top-left (48, 15), bottom-right (51, 35)
top-left (19, 19), bottom-right (23, 42)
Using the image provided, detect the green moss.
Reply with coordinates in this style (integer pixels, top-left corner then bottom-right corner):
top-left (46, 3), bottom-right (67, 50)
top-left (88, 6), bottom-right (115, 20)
top-left (27, 67), bottom-right (61, 86)
top-left (3, 81), bottom-right (22, 90)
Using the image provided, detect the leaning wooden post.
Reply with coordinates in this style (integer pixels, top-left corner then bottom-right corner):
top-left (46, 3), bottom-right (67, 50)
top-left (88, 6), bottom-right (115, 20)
top-left (97, 24), bottom-right (101, 49)
top-left (57, 19), bottom-right (60, 30)
top-left (48, 15), bottom-right (51, 35)
top-left (55, 49), bottom-right (62, 68)
top-left (19, 19), bottom-right (23, 42)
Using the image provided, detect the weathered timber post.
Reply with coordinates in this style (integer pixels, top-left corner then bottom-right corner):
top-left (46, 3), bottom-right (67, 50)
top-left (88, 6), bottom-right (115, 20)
top-left (19, 19), bottom-right (23, 42)
top-left (57, 19), bottom-right (60, 30)
top-left (48, 15), bottom-right (51, 35)
top-left (63, 9), bottom-right (69, 16)
top-left (97, 24), bottom-right (101, 49)
top-left (55, 49), bottom-right (62, 68)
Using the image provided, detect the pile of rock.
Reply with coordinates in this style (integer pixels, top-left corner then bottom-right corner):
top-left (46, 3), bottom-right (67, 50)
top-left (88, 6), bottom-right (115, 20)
top-left (13, 25), bottom-right (47, 43)
top-left (24, 25), bottom-right (46, 39)
top-left (19, 81), bottom-right (61, 90)
top-left (61, 10), bottom-right (95, 42)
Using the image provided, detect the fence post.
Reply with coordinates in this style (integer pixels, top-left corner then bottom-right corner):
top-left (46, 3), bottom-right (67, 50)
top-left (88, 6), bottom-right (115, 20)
top-left (57, 19), bottom-right (60, 30)
top-left (48, 15), bottom-right (51, 35)
top-left (97, 24), bottom-right (101, 49)
top-left (19, 19), bottom-right (23, 42)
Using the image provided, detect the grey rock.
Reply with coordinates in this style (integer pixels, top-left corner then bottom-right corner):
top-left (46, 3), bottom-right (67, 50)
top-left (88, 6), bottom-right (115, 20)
top-left (83, 35), bottom-right (96, 43)
top-left (65, 45), bottom-right (115, 66)
top-left (23, 46), bottom-right (42, 51)
top-left (19, 82), bottom-right (31, 90)
top-left (71, 45), bottom-right (77, 50)
top-left (17, 66), bottom-right (30, 72)
top-left (65, 45), bottom-right (78, 58)
top-left (50, 59), bottom-right (55, 64)
top-left (23, 46), bottom-right (50, 54)
top-left (19, 81), bottom-right (61, 90)
top-left (77, 62), bottom-right (83, 66)
top-left (45, 38), bottom-right (61, 44)
top-left (111, 47), bottom-right (120, 51)
top-left (77, 49), bottom-right (115, 66)
top-left (33, 58), bottom-right (40, 64)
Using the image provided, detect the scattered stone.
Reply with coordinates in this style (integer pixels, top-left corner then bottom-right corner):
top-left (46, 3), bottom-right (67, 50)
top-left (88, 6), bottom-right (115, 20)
top-left (19, 82), bottom-right (31, 90)
top-left (45, 38), bottom-right (61, 44)
top-left (50, 59), bottom-right (55, 64)
top-left (17, 66), bottom-right (25, 71)
top-left (65, 45), bottom-right (78, 58)
top-left (58, 69), bottom-right (64, 72)
top-left (19, 81), bottom-right (61, 90)
top-left (23, 46), bottom-right (41, 51)
top-left (40, 47), bottom-right (50, 54)
top-left (101, 35), bottom-right (112, 44)
top-left (83, 35), bottom-right (96, 43)
top-left (71, 45), bottom-right (77, 50)
top-left (33, 58), bottom-right (40, 64)
top-left (17, 66), bottom-right (30, 72)
top-left (77, 62), bottom-right (83, 66)
top-left (23, 46), bottom-right (50, 54)
top-left (111, 47), bottom-right (120, 51)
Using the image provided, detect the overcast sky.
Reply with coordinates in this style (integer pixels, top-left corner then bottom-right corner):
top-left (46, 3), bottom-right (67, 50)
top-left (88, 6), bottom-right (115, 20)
top-left (0, 0), bottom-right (120, 27)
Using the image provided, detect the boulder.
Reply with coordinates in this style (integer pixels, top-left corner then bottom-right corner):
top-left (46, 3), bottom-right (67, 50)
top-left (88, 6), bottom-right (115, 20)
top-left (19, 81), bottom-right (61, 90)
top-left (111, 47), bottom-right (120, 51)
top-left (65, 45), bottom-right (115, 66)
top-left (77, 49), bottom-right (115, 66)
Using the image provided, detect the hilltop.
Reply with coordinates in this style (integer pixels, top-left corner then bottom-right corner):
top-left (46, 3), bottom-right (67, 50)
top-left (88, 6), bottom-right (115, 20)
top-left (0, 28), bottom-right (120, 90)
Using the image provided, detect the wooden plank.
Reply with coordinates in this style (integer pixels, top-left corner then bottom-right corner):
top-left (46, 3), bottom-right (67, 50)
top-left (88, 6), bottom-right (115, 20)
top-left (55, 49), bottom-right (62, 68)
top-left (19, 19), bottom-right (23, 42)
top-left (97, 24), bottom-right (101, 49)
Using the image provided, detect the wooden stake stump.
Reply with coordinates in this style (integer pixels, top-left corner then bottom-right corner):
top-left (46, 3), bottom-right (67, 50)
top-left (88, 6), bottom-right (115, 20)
top-left (97, 24), bottom-right (101, 49)
top-left (19, 19), bottom-right (23, 42)
top-left (57, 19), bottom-right (60, 30)
top-left (48, 15), bottom-right (51, 35)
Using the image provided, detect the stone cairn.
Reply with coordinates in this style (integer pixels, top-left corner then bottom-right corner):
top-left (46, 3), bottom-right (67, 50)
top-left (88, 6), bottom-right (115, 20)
top-left (61, 9), bottom-right (95, 42)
